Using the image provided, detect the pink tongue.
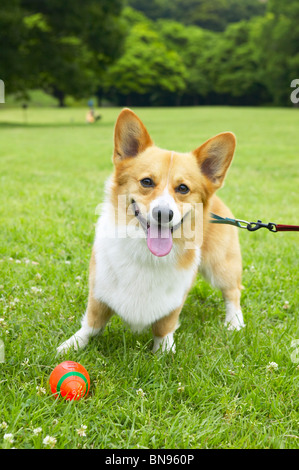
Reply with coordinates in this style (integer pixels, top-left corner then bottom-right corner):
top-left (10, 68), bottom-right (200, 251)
top-left (147, 225), bottom-right (173, 257)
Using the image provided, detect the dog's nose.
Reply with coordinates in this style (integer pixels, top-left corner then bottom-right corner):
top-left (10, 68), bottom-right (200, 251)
top-left (152, 206), bottom-right (174, 224)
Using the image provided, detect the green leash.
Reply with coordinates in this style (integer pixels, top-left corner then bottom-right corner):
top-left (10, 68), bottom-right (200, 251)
top-left (210, 212), bottom-right (245, 229)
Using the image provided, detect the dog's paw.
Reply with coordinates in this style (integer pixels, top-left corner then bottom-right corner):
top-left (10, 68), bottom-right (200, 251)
top-left (57, 330), bottom-right (89, 355)
top-left (224, 309), bottom-right (245, 331)
top-left (152, 332), bottom-right (176, 354)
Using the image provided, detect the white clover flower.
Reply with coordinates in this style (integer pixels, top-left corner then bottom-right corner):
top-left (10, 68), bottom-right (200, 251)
top-left (31, 287), bottom-right (43, 294)
top-left (267, 361), bottom-right (279, 372)
top-left (33, 427), bottom-right (42, 435)
top-left (3, 433), bottom-right (14, 444)
top-left (43, 435), bottom-right (57, 448)
top-left (36, 385), bottom-right (46, 395)
top-left (76, 425), bottom-right (87, 437)
top-left (136, 388), bottom-right (146, 397)
top-left (0, 422), bottom-right (8, 430)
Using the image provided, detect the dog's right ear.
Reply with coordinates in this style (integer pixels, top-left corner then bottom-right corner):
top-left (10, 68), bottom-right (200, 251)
top-left (113, 108), bottom-right (153, 163)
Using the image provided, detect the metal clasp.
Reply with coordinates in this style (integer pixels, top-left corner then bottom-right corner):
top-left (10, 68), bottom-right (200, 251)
top-left (246, 220), bottom-right (277, 232)
top-left (234, 218), bottom-right (251, 229)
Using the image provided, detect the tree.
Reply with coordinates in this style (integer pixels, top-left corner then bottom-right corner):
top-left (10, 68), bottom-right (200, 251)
top-left (0, 0), bottom-right (126, 105)
top-left (0, 0), bottom-right (27, 96)
top-left (21, 13), bottom-right (98, 106)
top-left (127, 0), bottom-right (266, 31)
top-left (252, 0), bottom-right (299, 106)
top-left (23, 0), bottom-right (126, 106)
top-left (157, 20), bottom-right (217, 104)
top-left (205, 19), bottom-right (270, 105)
top-left (103, 8), bottom-right (187, 106)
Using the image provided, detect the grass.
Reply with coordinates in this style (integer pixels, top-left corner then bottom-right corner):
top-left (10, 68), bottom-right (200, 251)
top-left (0, 105), bottom-right (299, 449)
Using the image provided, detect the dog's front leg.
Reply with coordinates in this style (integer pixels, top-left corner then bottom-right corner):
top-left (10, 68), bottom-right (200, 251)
top-left (57, 249), bottom-right (113, 354)
top-left (151, 306), bottom-right (182, 353)
top-left (57, 296), bottom-right (113, 354)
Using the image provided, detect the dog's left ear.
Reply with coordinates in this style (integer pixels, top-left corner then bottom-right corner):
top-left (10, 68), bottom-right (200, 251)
top-left (193, 132), bottom-right (236, 190)
top-left (113, 108), bottom-right (153, 163)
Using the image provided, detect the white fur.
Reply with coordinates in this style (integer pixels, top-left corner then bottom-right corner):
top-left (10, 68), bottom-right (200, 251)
top-left (57, 316), bottom-right (100, 354)
top-left (93, 198), bottom-right (201, 333)
top-left (224, 300), bottom-right (245, 331)
top-left (149, 187), bottom-right (182, 229)
top-left (152, 332), bottom-right (175, 354)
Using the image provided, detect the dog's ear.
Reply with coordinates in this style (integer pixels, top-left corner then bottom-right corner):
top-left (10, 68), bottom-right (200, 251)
top-left (193, 132), bottom-right (236, 190)
top-left (113, 108), bottom-right (153, 163)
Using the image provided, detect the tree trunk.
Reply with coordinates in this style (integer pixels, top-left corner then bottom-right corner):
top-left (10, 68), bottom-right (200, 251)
top-left (53, 87), bottom-right (66, 107)
top-left (126, 93), bottom-right (132, 107)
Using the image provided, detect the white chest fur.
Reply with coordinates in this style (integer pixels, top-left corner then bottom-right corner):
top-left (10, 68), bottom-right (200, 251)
top-left (93, 204), bottom-right (200, 332)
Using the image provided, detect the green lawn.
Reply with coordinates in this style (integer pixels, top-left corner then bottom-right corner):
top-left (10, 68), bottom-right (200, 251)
top-left (0, 105), bottom-right (299, 449)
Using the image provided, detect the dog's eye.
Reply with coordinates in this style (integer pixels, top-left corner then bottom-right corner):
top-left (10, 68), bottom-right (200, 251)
top-left (140, 178), bottom-right (155, 188)
top-left (175, 184), bottom-right (189, 194)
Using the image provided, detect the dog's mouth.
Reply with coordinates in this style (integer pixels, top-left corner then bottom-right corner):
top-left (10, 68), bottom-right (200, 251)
top-left (131, 199), bottom-right (185, 257)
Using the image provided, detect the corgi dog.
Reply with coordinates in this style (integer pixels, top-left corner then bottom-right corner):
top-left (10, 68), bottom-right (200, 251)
top-left (57, 108), bottom-right (244, 355)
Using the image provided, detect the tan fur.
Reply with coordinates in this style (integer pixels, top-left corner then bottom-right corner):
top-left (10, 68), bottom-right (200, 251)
top-left (152, 305), bottom-right (183, 338)
top-left (85, 250), bottom-right (114, 330)
top-left (200, 195), bottom-right (242, 292)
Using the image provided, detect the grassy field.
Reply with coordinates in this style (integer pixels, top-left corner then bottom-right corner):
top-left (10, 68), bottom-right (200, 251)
top-left (0, 105), bottom-right (299, 449)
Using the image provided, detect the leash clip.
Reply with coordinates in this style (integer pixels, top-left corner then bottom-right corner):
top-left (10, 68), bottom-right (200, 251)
top-left (234, 218), bottom-right (251, 229)
top-left (246, 220), bottom-right (277, 232)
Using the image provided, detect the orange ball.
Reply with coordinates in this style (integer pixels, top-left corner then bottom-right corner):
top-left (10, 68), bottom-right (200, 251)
top-left (49, 361), bottom-right (90, 401)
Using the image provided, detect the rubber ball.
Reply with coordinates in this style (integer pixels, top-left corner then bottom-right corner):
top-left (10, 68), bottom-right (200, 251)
top-left (49, 361), bottom-right (90, 401)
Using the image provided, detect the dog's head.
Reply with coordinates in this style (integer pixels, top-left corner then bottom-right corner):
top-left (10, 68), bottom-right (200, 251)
top-left (111, 108), bottom-right (236, 257)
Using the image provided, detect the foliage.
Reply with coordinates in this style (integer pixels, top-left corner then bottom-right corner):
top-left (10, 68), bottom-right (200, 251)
top-left (156, 20), bottom-right (216, 103)
top-left (204, 19), bottom-right (271, 105)
top-left (251, 0), bottom-right (299, 106)
top-left (126, 0), bottom-right (266, 31)
top-left (0, 0), bottom-right (27, 96)
top-left (102, 1), bottom-right (299, 107)
top-left (103, 8), bottom-right (186, 106)
top-left (0, 0), bottom-right (125, 106)
top-left (0, 0), bottom-right (298, 106)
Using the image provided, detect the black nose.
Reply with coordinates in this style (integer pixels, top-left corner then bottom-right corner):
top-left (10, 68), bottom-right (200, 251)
top-left (152, 206), bottom-right (174, 224)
